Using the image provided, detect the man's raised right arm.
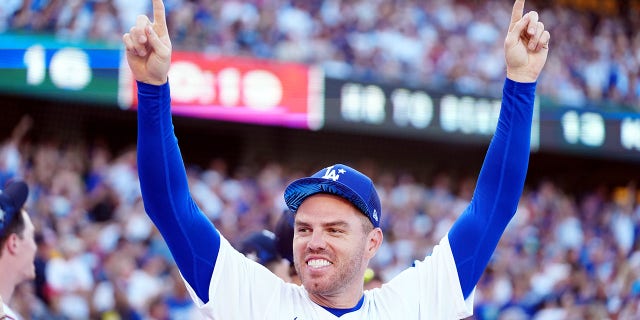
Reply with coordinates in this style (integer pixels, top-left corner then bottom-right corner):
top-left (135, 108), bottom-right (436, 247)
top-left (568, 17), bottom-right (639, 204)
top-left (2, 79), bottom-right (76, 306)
top-left (123, 0), bottom-right (220, 303)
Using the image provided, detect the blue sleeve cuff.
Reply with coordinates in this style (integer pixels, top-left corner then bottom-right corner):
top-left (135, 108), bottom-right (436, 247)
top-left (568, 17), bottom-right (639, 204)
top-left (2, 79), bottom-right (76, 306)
top-left (137, 80), bottom-right (169, 95)
top-left (504, 78), bottom-right (537, 95)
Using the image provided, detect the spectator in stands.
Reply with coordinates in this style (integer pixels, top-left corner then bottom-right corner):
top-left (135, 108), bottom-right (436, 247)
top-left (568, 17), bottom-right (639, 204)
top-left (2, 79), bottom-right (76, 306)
top-left (0, 181), bottom-right (34, 320)
top-left (240, 229), bottom-right (292, 283)
top-left (45, 235), bottom-right (94, 319)
top-left (0, 115), bottom-right (31, 188)
top-left (274, 210), bottom-right (301, 285)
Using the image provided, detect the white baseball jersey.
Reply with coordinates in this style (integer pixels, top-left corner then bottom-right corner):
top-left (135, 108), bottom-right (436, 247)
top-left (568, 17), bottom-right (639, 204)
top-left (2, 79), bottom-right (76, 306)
top-left (2, 303), bottom-right (21, 320)
top-left (183, 235), bottom-right (474, 320)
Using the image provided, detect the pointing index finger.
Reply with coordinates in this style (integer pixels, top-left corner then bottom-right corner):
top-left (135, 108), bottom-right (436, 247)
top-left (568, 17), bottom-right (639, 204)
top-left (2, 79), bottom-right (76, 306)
top-left (152, 0), bottom-right (168, 33)
top-left (509, 0), bottom-right (525, 31)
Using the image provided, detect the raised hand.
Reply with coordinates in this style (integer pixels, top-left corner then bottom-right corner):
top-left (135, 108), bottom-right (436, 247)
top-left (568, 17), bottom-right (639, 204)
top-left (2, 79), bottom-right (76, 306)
top-left (505, 0), bottom-right (550, 83)
top-left (122, 0), bottom-right (172, 85)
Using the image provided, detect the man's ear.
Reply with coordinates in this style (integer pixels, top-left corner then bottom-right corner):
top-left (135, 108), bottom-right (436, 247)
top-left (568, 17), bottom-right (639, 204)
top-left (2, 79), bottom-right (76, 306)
top-left (366, 228), bottom-right (383, 259)
top-left (5, 233), bottom-right (20, 255)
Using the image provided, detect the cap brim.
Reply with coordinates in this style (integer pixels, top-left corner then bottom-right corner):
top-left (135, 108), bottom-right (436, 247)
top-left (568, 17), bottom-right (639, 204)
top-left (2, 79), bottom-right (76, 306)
top-left (284, 177), bottom-right (369, 218)
top-left (2, 181), bottom-right (28, 211)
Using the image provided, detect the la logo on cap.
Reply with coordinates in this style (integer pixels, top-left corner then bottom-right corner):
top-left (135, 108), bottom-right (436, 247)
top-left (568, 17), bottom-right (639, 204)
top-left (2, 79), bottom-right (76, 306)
top-left (321, 166), bottom-right (346, 182)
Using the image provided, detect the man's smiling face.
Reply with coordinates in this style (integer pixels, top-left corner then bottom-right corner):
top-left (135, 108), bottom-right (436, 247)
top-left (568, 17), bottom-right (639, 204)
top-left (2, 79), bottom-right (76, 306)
top-left (293, 194), bottom-right (379, 300)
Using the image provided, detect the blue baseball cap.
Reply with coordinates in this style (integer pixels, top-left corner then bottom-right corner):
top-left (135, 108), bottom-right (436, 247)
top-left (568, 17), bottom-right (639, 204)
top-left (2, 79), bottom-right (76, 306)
top-left (240, 230), bottom-right (279, 265)
top-left (0, 181), bottom-right (29, 236)
top-left (284, 164), bottom-right (381, 228)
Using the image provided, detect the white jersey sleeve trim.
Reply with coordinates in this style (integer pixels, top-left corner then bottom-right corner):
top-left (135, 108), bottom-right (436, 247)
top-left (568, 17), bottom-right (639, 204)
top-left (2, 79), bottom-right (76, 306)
top-left (415, 235), bottom-right (474, 318)
top-left (182, 235), bottom-right (294, 319)
top-left (437, 235), bottom-right (475, 318)
top-left (366, 234), bottom-right (474, 319)
top-left (423, 235), bottom-right (474, 318)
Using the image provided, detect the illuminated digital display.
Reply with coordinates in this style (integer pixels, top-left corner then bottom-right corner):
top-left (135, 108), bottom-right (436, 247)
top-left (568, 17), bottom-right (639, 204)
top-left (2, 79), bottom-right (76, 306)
top-left (0, 34), bottom-right (121, 105)
top-left (125, 52), bottom-right (324, 130)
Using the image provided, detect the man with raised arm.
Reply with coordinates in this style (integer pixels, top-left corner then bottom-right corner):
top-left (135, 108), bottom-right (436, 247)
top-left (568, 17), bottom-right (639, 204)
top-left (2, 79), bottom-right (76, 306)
top-left (123, 0), bottom-right (550, 318)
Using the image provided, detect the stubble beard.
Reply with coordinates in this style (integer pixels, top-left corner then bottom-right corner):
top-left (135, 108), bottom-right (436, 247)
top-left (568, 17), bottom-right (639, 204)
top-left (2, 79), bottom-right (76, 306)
top-left (295, 247), bottom-right (366, 296)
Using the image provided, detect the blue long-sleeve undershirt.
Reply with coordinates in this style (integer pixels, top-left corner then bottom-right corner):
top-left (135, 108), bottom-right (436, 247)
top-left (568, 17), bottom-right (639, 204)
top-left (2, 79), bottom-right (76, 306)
top-left (448, 79), bottom-right (536, 299)
top-left (137, 81), bottom-right (219, 303)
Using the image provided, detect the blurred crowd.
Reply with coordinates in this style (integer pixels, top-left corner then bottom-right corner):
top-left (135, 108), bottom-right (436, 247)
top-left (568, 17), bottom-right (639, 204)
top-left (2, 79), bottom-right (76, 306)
top-left (1, 113), bottom-right (639, 320)
top-left (1, 0), bottom-right (640, 110)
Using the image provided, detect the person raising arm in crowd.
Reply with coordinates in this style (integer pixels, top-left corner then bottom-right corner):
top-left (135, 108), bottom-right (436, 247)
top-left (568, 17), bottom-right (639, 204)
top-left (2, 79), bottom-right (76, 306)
top-left (123, 0), bottom-right (549, 318)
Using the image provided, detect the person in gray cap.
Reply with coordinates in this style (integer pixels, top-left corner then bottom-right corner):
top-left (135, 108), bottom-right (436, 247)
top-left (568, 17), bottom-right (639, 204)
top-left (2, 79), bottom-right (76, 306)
top-left (0, 181), bottom-right (34, 320)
